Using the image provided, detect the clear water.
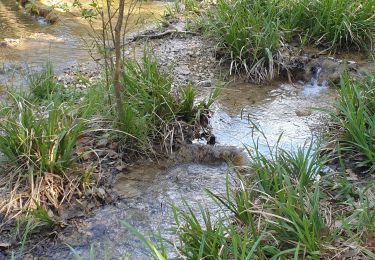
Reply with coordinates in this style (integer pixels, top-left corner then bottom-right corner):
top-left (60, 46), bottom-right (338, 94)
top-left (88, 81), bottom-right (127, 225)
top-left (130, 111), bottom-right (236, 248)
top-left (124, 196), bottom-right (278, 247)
top-left (0, 0), bottom-right (165, 85)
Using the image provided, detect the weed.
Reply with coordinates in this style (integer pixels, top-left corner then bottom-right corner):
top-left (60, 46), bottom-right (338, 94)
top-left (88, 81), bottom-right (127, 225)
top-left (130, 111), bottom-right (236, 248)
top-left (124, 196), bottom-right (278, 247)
top-left (330, 71), bottom-right (375, 173)
top-left (199, 0), bottom-right (375, 81)
top-left (117, 49), bottom-right (218, 152)
top-left (26, 62), bottom-right (65, 101)
top-left (290, 0), bottom-right (375, 51)
top-left (204, 0), bottom-right (282, 81)
top-left (15, 203), bottom-right (53, 253)
top-left (0, 95), bottom-right (87, 174)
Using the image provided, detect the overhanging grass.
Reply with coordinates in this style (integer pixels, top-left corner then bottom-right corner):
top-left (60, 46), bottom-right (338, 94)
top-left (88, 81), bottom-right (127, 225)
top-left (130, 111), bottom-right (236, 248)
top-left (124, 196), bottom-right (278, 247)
top-left (119, 135), bottom-right (328, 259)
top-left (199, 0), bottom-right (375, 81)
top-left (67, 129), bottom-right (375, 259)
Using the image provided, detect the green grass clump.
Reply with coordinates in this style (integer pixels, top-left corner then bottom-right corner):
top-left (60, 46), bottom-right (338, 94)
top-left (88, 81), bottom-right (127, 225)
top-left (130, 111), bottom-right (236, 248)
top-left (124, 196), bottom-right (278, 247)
top-left (121, 135), bottom-right (328, 259)
top-left (205, 0), bottom-right (282, 81)
top-left (118, 49), bottom-right (218, 150)
top-left (74, 132), bottom-right (375, 259)
top-left (200, 0), bottom-right (375, 81)
top-left (289, 0), bottom-right (375, 51)
top-left (0, 95), bottom-right (88, 174)
top-left (330, 71), bottom-right (375, 173)
top-left (26, 62), bottom-right (64, 101)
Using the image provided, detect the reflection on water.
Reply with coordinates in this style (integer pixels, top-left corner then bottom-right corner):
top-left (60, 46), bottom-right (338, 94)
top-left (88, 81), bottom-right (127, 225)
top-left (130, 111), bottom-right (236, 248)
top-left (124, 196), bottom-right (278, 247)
top-left (211, 79), bottom-right (337, 153)
top-left (0, 0), bottom-right (165, 85)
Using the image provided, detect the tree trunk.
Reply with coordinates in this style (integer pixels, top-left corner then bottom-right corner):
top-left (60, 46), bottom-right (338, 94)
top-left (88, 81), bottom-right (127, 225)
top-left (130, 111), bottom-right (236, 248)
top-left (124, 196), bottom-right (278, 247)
top-left (112, 0), bottom-right (125, 119)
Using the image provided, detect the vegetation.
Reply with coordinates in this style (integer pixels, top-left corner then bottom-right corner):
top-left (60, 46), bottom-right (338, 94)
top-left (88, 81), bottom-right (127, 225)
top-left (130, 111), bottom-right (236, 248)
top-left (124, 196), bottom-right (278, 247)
top-left (1, 0), bottom-right (375, 258)
top-left (199, 0), bottom-right (375, 80)
top-left (117, 49), bottom-right (218, 152)
top-left (329, 71), bottom-right (375, 173)
top-left (124, 131), bottom-right (375, 259)
top-left (26, 62), bottom-right (72, 102)
top-left (0, 96), bottom-right (87, 174)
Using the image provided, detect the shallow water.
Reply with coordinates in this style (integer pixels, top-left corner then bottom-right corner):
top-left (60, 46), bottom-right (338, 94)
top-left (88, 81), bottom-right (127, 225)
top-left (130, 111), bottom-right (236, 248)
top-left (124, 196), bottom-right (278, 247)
top-left (0, 2), bottom-right (363, 258)
top-left (29, 161), bottom-right (231, 259)
top-left (23, 74), bottom-right (339, 259)
top-left (0, 0), bottom-right (165, 85)
top-left (211, 79), bottom-right (336, 153)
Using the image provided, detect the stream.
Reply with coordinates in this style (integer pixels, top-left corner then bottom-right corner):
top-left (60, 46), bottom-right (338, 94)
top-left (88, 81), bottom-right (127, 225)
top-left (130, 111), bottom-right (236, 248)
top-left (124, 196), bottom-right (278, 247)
top-left (0, 0), bottom-right (165, 87)
top-left (18, 74), bottom-right (337, 259)
top-left (1, 1), bottom-right (373, 259)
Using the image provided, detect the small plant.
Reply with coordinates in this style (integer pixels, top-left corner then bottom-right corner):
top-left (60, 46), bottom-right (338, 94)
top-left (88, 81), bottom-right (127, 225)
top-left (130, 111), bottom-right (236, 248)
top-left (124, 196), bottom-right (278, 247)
top-left (15, 203), bottom-right (54, 253)
top-left (330, 71), bottom-right (375, 173)
top-left (117, 49), bottom-right (218, 152)
top-left (26, 62), bottom-right (64, 101)
top-left (0, 95), bottom-right (87, 174)
top-left (25, 0), bottom-right (39, 14)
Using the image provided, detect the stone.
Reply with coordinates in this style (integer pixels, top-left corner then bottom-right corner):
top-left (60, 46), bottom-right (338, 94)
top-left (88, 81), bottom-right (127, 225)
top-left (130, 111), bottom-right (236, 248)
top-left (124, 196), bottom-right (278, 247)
top-left (196, 80), bottom-right (212, 88)
top-left (175, 65), bottom-right (191, 75)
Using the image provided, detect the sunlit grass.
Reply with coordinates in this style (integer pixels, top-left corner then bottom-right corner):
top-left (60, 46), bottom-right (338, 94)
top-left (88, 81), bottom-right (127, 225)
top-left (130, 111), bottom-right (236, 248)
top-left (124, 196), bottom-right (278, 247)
top-left (198, 0), bottom-right (375, 81)
top-left (0, 95), bottom-right (88, 174)
top-left (117, 48), bottom-right (218, 152)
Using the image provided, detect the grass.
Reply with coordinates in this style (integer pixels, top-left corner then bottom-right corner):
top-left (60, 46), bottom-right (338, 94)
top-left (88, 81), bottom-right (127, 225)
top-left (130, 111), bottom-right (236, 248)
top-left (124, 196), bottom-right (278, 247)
top-left (26, 62), bottom-right (65, 101)
top-left (117, 48), bottom-right (218, 153)
top-left (204, 0), bottom-right (283, 81)
top-left (0, 95), bottom-right (87, 174)
top-left (119, 128), bottom-right (375, 259)
top-left (198, 0), bottom-right (375, 81)
top-left (0, 63), bottom-right (100, 229)
top-left (119, 133), bottom-right (327, 259)
top-left (287, 0), bottom-right (375, 51)
top-left (329, 70), bottom-right (375, 173)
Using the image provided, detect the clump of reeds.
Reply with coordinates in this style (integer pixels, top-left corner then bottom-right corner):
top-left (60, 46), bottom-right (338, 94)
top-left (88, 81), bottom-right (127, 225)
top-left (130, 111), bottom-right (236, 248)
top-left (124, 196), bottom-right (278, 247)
top-left (329, 70), bottom-right (375, 174)
top-left (199, 0), bottom-right (375, 81)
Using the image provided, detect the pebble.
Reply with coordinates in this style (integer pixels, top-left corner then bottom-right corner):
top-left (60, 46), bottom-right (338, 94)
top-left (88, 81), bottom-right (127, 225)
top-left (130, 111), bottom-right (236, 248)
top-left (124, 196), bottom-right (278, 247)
top-left (196, 80), bottom-right (212, 88)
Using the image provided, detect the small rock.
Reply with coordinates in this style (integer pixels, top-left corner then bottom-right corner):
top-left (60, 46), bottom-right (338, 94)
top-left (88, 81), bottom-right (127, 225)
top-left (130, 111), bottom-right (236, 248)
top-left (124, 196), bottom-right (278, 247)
top-left (0, 242), bottom-right (11, 249)
top-left (196, 80), bottom-right (212, 88)
top-left (320, 166), bottom-right (333, 175)
top-left (116, 164), bottom-right (127, 171)
top-left (295, 109), bottom-right (312, 117)
top-left (98, 188), bottom-right (106, 196)
top-left (45, 12), bottom-right (58, 24)
top-left (176, 65), bottom-right (191, 75)
top-left (96, 138), bottom-right (108, 148)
